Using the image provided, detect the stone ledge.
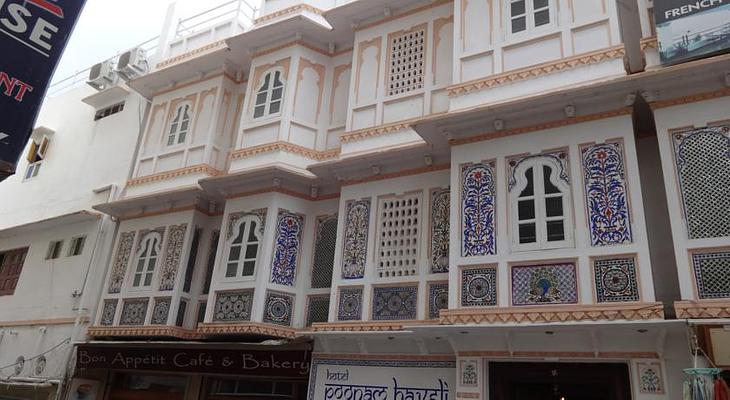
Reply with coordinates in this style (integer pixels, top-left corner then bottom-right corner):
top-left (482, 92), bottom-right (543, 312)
top-left (675, 300), bottom-right (730, 319)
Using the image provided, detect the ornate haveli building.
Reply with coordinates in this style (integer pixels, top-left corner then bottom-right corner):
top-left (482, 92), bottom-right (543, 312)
top-left (1, 0), bottom-right (730, 399)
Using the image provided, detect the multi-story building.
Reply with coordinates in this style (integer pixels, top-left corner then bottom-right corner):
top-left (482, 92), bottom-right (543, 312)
top-left (1, 0), bottom-right (729, 399)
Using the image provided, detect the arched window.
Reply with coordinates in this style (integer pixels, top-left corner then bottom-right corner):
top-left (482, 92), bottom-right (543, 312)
top-left (511, 157), bottom-right (572, 250)
top-left (225, 216), bottom-right (262, 278)
top-left (253, 70), bottom-right (284, 119)
top-left (132, 233), bottom-right (161, 288)
top-left (167, 103), bottom-right (192, 146)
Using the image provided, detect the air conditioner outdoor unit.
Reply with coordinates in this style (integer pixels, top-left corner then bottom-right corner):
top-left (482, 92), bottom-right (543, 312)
top-left (87, 60), bottom-right (118, 91)
top-left (116, 47), bottom-right (148, 80)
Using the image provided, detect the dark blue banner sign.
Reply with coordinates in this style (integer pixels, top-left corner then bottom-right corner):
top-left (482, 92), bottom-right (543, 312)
top-left (655, 0), bottom-right (730, 65)
top-left (0, 0), bottom-right (86, 178)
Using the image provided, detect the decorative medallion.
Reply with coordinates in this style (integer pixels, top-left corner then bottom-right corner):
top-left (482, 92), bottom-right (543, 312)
top-left (637, 362), bottom-right (664, 394)
top-left (692, 251), bottom-right (730, 299)
top-left (337, 287), bottom-right (363, 321)
top-left (428, 283), bottom-right (449, 319)
top-left (461, 163), bottom-right (497, 257)
top-left (307, 296), bottom-right (330, 326)
top-left (342, 199), bottom-right (371, 279)
top-left (312, 215), bottom-right (338, 288)
top-left (213, 290), bottom-right (254, 322)
top-left (34, 356), bottom-right (46, 376)
top-left (594, 258), bottom-right (639, 302)
top-left (100, 299), bottom-right (117, 326)
top-left (119, 299), bottom-right (149, 326)
top-left (431, 188), bottom-right (450, 273)
top-left (227, 209), bottom-right (267, 240)
top-left (582, 143), bottom-right (633, 246)
top-left (511, 263), bottom-right (578, 306)
top-left (263, 291), bottom-right (294, 326)
top-left (270, 210), bottom-right (305, 286)
top-left (373, 286), bottom-right (418, 320)
top-left (108, 232), bottom-right (135, 294)
top-left (13, 356), bottom-right (24, 376)
top-left (461, 266), bottom-right (497, 307)
top-left (150, 297), bottom-right (172, 325)
top-left (460, 359), bottom-right (478, 387)
top-left (159, 224), bottom-right (188, 291)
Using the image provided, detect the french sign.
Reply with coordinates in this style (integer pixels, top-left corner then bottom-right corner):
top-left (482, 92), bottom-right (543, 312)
top-left (76, 345), bottom-right (312, 378)
top-left (0, 0), bottom-right (86, 179)
top-left (654, 0), bottom-right (730, 65)
top-left (308, 358), bottom-right (455, 400)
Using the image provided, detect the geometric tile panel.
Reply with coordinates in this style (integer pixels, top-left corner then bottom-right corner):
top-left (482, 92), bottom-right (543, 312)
top-left (263, 291), bottom-right (294, 326)
top-left (100, 299), bottom-right (117, 326)
top-left (461, 163), bottom-right (497, 257)
top-left (428, 283), bottom-right (449, 319)
top-left (108, 232), bottom-right (135, 294)
top-left (430, 189), bottom-right (450, 273)
top-left (307, 296), bottom-right (330, 326)
top-left (270, 210), bottom-right (305, 286)
top-left (461, 266), bottom-right (497, 307)
top-left (213, 290), bottom-right (254, 322)
top-left (119, 298), bottom-right (149, 326)
top-left (673, 126), bottom-right (730, 239)
top-left (311, 215), bottom-right (338, 288)
top-left (511, 263), bottom-right (578, 306)
top-left (150, 297), bottom-right (172, 325)
top-left (372, 286), bottom-right (417, 321)
top-left (582, 143), bottom-right (633, 246)
top-left (594, 257), bottom-right (640, 303)
top-left (377, 193), bottom-right (422, 278)
top-left (159, 224), bottom-right (188, 291)
top-left (387, 28), bottom-right (425, 96)
top-left (693, 251), bottom-right (730, 299)
top-left (342, 199), bottom-right (371, 279)
top-left (337, 287), bottom-right (363, 321)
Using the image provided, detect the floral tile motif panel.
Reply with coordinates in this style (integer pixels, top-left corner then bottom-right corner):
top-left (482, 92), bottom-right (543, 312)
top-left (637, 362), bottom-right (664, 394)
top-left (263, 291), bottom-right (295, 326)
top-left (213, 290), bottom-right (254, 322)
top-left (337, 287), bottom-right (363, 321)
top-left (511, 263), bottom-right (578, 306)
top-left (159, 224), bottom-right (188, 291)
top-left (108, 232), bottom-right (135, 294)
top-left (307, 296), bottom-right (330, 326)
top-left (311, 215), bottom-right (338, 289)
top-left (460, 359), bottom-right (478, 387)
top-left (461, 266), bottom-right (497, 307)
top-left (582, 143), bottom-right (633, 246)
top-left (430, 188), bottom-right (450, 273)
top-left (342, 199), bottom-right (371, 279)
top-left (428, 283), bottom-right (449, 319)
top-left (227, 209), bottom-right (267, 240)
top-left (150, 297), bottom-right (172, 325)
top-left (372, 286), bottom-right (418, 320)
top-left (270, 210), bottom-right (305, 286)
top-left (594, 258), bottom-right (639, 302)
top-left (461, 163), bottom-right (496, 257)
top-left (100, 299), bottom-right (117, 326)
top-left (693, 251), bottom-right (730, 299)
top-left (119, 299), bottom-right (149, 326)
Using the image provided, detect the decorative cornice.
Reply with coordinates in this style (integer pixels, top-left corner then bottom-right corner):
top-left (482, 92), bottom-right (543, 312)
top-left (342, 164), bottom-right (450, 186)
top-left (640, 36), bottom-right (658, 51)
top-left (447, 45), bottom-right (626, 97)
top-left (230, 142), bottom-right (340, 162)
top-left (457, 351), bottom-right (660, 359)
top-left (439, 303), bottom-right (665, 325)
top-left (128, 164), bottom-right (222, 187)
top-left (450, 108), bottom-right (632, 146)
top-left (353, 0), bottom-right (452, 32)
top-left (197, 322), bottom-right (297, 338)
top-left (0, 317), bottom-right (88, 328)
top-left (650, 87), bottom-right (730, 110)
top-left (340, 122), bottom-right (412, 144)
top-left (156, 40), bottom-right (227, 69)
top-left (675, 300), bottom-right (730, 319)
top-left (87, 326), bottom-right (201, 340)
top-left (254, 4), bottom-right (324, 25)
top-left (311, 321), bottom-right (407, 332)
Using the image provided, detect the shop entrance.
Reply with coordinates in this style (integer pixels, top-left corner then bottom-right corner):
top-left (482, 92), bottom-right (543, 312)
top-left (489, 362), bottom-right (632, 400)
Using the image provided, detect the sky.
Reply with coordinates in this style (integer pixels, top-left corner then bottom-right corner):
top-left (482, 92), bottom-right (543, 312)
top-left (52, 0), bottom-right (262, 85)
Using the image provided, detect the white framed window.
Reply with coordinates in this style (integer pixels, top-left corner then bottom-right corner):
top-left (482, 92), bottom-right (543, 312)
top-left (132, 233), bottom-right (161, 288)
top-left (508, 0), bottom-right (552, 35)
top-left (24, 137), bottom-right (49, 180)
top-left (253, 69), bottom-right (284, 119)
top-left (46, 240), bottom-right (63, 260)
top-left (225, 216), bottom-right (262, 279)
top-left (167, 103), bottom-right (192, 146)
top-left (68, 236), bottom-right (86, 257)
top-left (511, 157), bottom-right (572, 251)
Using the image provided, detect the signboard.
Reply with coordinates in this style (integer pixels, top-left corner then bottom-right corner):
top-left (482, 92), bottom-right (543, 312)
top-left (0, 0), bottom-right (86, 179)
top-left (76, 344), bottom-right (312, 378)
top-left (654, 0), bottom-right (730, 65)
top-left (308, 357), bottom-right (455, 400)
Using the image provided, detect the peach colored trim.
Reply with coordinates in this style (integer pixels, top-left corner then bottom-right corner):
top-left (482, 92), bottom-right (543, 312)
top-left (313, 353), bottom-right (455, 362)
top-left (87, 326), bottom-right (202, 340)
top-left (440, 302), bottom-right (664, 324)
top-left (230, 141), bottom-right (340, 161)
top-left (355, 37), bottom-right (382, 105)
top-left (296, 58), bottom-right (327, 124)
top-left (457, 351), bottom-right (660, 359)
top-left (197, 322), bottom-right (297, 339)
top-left (448, 45), bottom-right (626, 96)
top-left (450, 108), bottom-right (632, 146)
top-left (163, 93), bottom-right (199, 146)
top-left (254, 4), bottom-right (324, 25)
top-left (120, 205), bottom-right (222, 222)
top-left (252, 58), bottom-right (292, 93)
top-left (156, 40), bottom-right (227, 69)
top-left (354, 0), bottom-right (453, 32)
top-left (675, 300), bottom-right (730, 319)
top-left (329, 64), bottom-right (352, 118)
top-left (252, 40), bottom-right (335, 59)
top-left (339, 120), bottom-right (415, 144)
top-left (0, 317), bottom-right (88, 328)
top-left (225, 186), bottom-right (340, 202)
top-left (650, 87), bottom-right (730, 110)
top-left (152, 72), bottom-right (244, 98)
top-left (457, 393), bottom-right (480, 399)
top-left (127, 164), bottom-right (222, 187)
top-left (310, 320), bottom-right (437, 332)
top-left (342, 164), bottom-right (451, 187)
top-left (193, 87), bottom-right (219, 141)
top-left (640, 36), bottom-right (658, 51)
top-left (433, 16), bottom-right (454, 85)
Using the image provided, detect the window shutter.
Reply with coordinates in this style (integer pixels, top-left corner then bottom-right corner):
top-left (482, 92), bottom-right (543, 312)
top-left (38, 137), bottom-right (49, 158)
top-left (27, 141), bottom-right (38, 163)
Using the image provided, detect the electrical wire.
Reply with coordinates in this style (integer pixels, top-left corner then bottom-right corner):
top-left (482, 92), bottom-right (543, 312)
top-left (0, 338), bottom-right (71, 372)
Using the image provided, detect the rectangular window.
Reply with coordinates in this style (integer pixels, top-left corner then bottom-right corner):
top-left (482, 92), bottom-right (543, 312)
top-left (68, 236), bottom-right (86, 257)
top-left (46, 241), bottom-right (63, 260)
top-left (0, 248), bottom-right (28, 296)
top-left (509, 0), bottom-right (552, 34)
top-left (94, 102), bottom-right (125, 121)
top-left (387, 27), bottom-right (426, 96)
top-left (376, 193), bottom-right (422, 278)
top-left (24, 137), bottom-right (49, 181)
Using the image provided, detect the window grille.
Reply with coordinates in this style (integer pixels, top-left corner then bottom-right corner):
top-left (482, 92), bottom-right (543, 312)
top-left (377, 193), bottom-right (422, 278)
top-left (306, 296), bottom-right (330, 326)
top-left (693, 251), bottom-right (730, 299)
top-left (387, 28), bottom-right (425, 96)
top-left (311, 216), bottom-right (338, 288)
top-left (94, 102), bottom-right (125, 121)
